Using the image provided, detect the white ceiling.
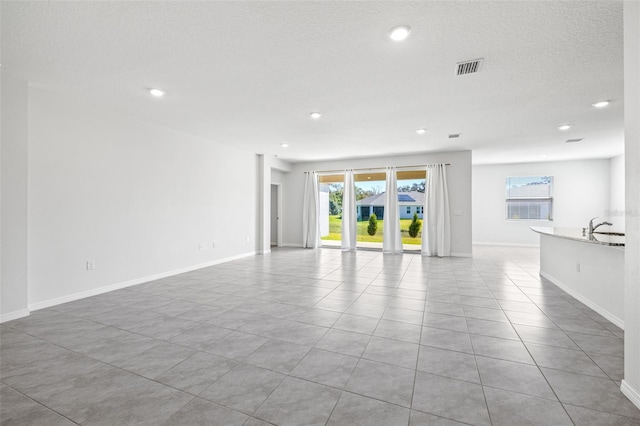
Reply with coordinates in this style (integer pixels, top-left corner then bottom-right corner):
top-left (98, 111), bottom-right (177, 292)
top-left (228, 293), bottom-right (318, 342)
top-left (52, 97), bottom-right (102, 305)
top-left (1, 1), bottom-right (624, 165)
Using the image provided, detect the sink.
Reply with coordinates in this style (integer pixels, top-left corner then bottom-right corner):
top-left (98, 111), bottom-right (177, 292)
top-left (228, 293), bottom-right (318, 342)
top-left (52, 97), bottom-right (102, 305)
top-left (593, 231), bottom-right (625, 236)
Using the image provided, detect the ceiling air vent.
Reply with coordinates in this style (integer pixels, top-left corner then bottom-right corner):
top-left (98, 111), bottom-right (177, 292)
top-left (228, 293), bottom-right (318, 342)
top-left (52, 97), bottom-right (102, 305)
top-left (448, 134), bottom-right (461, 139)
top-left (456, 58), bottom-right (484, 76)
top-left (565, 138), bottom-right (584, 143)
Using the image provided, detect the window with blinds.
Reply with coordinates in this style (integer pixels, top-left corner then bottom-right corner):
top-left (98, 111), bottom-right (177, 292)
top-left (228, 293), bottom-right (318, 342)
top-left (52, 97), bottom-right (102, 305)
top-left (505, 176), bottom-right (553, 220)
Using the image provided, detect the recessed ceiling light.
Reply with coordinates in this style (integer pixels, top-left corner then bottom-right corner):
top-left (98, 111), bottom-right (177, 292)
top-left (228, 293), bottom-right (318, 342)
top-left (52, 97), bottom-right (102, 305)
top-left (539, 154), bottom-right (549, 158)
top-left (416, 128), bottom-right (426, 135)
top-left (149, 88), bottom-right (165, 97)
top-left (558, 124), bottom-right (572, 131)
top-left (281, 143), bottom-right (289, 148)
top-left (592, 100), bottom-right (610, 108)
top-left (389, 25), bottom-right (411, 41)
top-left (310, 112), bottom-right (322, 119)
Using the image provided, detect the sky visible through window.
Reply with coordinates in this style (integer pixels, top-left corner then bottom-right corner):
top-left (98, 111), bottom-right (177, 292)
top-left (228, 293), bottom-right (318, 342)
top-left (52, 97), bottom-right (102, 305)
top-left (357, 178), bottom-right (424, 192)
top-left (506, 176), bottom-right (552, 193)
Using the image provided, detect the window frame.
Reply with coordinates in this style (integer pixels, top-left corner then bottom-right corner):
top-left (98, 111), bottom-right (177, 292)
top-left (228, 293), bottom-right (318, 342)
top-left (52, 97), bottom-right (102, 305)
top-left (505, 176), bottom-right (554, 221)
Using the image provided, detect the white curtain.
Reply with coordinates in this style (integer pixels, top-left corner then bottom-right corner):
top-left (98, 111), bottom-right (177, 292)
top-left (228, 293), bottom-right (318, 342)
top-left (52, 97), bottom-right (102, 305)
top-left (422, 164), bottom-right (451, 257)
top-left (341, 170), bottom-right (357, 251)
top-left (383, 167), bottom-right (403, 254)
top-left (302, 171), bottom-right (321, 248)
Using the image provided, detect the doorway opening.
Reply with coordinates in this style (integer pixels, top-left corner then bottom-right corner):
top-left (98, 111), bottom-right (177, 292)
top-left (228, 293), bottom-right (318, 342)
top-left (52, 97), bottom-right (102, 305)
top-left (319, 174), bottom-right (344, 248)
top-left (396, 170), bottom-right (427, 252)
top-left (355, 172), bottom-right (386, 250)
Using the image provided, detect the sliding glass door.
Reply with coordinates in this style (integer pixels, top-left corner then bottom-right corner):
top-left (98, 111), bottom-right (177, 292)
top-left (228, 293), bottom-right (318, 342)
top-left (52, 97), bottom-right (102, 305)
top-left (396, 170), bottom-right (426, 252)
top-left (319, 174), bottom-right (344, 247)
top-left (354, 172), bottom-right (386, 249)
top-left (318, 169), bottom-right (427, 252)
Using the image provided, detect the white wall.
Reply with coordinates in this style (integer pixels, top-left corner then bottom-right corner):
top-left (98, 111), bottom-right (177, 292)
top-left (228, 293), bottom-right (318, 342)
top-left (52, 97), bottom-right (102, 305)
top-left (270, 169), bottom-right (287, 246)
top-left (270, 185), bottom-right (278, 245)
top-left (257, 155), bottom-right (268, 253)
top-left (1, 74), bottom-right (30, 321)
top-left (27, 87), bottom-right (257, 308)
top-left (282, 151), bottom-right (473, 256)
top-left (609, 154), bottom-right (625, 232)
top-left (257, 157), bottom-right (291, 254)
top-left (271, 169), bottom-right (286, 185)
top-left (622, 0), bottom-right (640, 409)
top-left (539, 234), bottom-right (624, 328)
top-left (472, 159), bottom-right (612, 246)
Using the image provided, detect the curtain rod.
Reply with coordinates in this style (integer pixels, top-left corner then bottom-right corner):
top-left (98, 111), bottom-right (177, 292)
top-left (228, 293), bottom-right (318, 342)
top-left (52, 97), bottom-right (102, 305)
top-left (306, 163), bottom-right (451, 174)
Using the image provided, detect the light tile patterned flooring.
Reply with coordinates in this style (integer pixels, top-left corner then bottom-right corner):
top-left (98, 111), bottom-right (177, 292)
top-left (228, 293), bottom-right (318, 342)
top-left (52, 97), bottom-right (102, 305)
top-left (1, 246), bottom-right (639, 425)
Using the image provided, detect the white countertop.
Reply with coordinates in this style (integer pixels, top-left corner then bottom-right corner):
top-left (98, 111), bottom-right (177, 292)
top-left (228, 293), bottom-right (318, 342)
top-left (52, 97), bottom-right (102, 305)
top-left (530, 226), bottom-right (625, 247)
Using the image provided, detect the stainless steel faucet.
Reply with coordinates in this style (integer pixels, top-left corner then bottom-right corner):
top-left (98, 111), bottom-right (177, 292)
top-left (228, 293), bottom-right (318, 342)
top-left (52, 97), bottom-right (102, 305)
top-left (588, 217), bottom-right (613, 234)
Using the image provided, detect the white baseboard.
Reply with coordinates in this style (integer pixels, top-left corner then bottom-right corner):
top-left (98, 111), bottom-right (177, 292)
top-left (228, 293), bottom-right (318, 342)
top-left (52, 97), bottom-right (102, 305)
top-left (259, 249), bottom-right (271, 255)
top-left (421, 252), bottom-right (472, 258)
top-left (621, 380), bottom-right (640, 410)
top-left (27, 251), bottom-right (257, 313)
top-left (229, 244), bottom-right (471, 259)
top-left (473, 241), bottom-right (540, 248)
top-left (0, 308), bottom-right (30, 323)
top-left (451, 252), bottom-right (473, 258)
top-left (540, 270), bottom-right (624, 330)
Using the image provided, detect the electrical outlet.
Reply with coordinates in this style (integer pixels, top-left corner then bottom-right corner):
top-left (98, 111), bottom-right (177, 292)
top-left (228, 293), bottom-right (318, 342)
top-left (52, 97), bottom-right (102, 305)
top-left (576, 263), bottom-right (581, 272)
top-left (86, 260), bottom-right (95, 270)
top-left (199, 243), bottom-right (205, 251)
top-left (246, 236), bottom-right (250, 243)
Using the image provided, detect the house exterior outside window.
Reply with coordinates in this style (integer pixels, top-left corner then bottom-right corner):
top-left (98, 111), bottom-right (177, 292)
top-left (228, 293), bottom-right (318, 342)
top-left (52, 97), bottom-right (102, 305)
top-left (505, 176), bottom-right (553, 220)
top-left (356, 191), bottom-right (425, 220)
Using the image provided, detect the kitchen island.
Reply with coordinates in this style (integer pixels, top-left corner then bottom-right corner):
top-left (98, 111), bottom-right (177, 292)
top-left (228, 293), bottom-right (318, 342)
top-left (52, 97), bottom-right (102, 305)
top-left (531, 226), bottom-right (625, 329)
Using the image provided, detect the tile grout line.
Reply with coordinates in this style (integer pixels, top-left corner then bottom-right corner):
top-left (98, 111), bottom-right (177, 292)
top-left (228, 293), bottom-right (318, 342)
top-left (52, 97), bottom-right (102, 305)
top-left (3, 247), bottom-right (637, 425)
top-left (499, 272), bottom-right (577, 425)
top-left (0, 383), bottom-right (82, 425)
top-left (1, 327), bottom-right (199, 423)
top-left (506, 275), bottom-right (623, 424)
top-left (405, 253), bottom-right (423, 424)
top-left (469, 259), bottom-right (495, 426)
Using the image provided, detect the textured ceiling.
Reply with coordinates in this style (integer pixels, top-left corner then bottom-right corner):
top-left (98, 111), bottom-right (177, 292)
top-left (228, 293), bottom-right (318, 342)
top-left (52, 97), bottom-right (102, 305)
top-left (1, 1), bottom-right (624, 164)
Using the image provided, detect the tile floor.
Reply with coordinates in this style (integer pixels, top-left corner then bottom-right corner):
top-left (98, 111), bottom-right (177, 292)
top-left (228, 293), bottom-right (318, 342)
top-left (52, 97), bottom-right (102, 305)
top-left (1, 246), bottom-right (639, 425)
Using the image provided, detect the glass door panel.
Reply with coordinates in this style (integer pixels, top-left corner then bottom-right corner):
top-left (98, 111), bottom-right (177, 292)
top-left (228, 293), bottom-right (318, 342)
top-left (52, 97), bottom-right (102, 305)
top-left (397, 173), bottom-right (426, 252)
top-left (319, 174), bottom-right (344, 247)
top-left (354, 172), bottom-right (386, 250)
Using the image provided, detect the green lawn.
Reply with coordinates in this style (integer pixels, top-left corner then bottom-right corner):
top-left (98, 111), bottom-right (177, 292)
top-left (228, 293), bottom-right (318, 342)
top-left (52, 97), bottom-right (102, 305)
top-left (322, 215), bottom-right (422, 245)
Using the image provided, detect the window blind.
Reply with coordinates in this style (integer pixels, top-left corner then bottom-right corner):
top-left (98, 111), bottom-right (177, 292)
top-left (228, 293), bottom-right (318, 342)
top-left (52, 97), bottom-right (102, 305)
top-left (505, 176), bottom-right (553, 220)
